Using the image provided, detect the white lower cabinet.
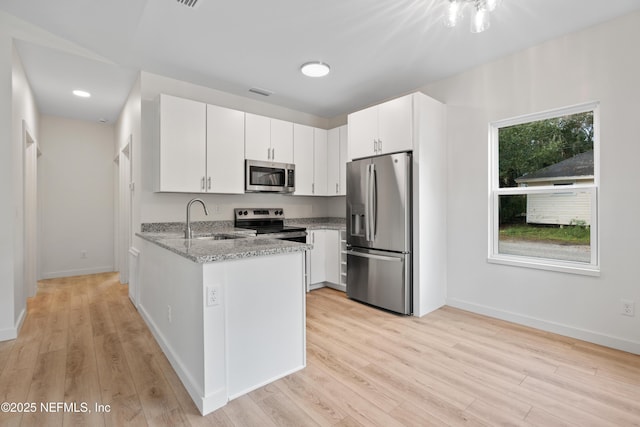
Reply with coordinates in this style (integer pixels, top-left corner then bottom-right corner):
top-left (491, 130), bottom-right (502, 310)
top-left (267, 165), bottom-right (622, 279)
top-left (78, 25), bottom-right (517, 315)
top-left (307, 229), bottom-right (343, 291)
top-left (308, 230), bottom-right (326, 287)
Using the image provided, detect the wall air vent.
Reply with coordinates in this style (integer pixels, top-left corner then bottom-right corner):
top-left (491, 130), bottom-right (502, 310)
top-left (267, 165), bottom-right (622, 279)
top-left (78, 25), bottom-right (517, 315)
top-left (249, 87), bottom-right (274, 97)
top-left (176, 0), bottom-right (200, 8)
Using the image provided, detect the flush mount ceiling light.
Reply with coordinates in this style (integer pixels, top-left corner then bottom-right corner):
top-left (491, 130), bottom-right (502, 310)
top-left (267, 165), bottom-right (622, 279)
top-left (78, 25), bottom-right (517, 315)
top-left (444, 0), bottom-right (502, 33)
top-left (300, 61), bottom-right (331, 78)
top-left (72, 89), bottom-right (91, 98)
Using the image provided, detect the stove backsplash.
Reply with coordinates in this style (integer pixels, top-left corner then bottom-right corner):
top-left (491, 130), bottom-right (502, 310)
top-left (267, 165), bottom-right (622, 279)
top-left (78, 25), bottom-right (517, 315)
top-left (140, 192), bottom-right (345, 224)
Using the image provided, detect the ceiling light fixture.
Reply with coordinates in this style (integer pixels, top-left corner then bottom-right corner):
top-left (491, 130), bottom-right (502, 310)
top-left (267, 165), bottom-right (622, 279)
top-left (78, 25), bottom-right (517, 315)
top-left (300, 61), bottom-right (331, 78)
top-left (72, 89), bottom-right (91, 98)
top-left (444, 0), bottom-right (501, 33)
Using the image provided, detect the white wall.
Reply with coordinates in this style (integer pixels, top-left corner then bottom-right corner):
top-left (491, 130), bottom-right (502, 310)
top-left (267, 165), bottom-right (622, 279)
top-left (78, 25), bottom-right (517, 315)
top-left (0, 27), bottom-right (40, 341)
top-left (115, 75), bottom-right (142, 283)
top-left (0, 30), bottom-right (16, 341)
top-left (39, 115), bottom-right (115, 279)
top-left (423, 11), bottom-right (640, 353)
top-left (11, 42), bottom-right (39, 335)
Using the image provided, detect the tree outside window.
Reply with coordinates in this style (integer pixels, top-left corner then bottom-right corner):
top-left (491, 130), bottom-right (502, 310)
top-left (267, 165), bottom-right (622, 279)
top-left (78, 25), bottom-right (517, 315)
top-left (489, 103), bottom-right (599, 274)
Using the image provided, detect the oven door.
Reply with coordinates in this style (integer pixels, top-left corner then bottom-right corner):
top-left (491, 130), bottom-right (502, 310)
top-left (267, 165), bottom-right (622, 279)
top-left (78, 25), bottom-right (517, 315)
top-left (245, 160), bottom-right (295, 193)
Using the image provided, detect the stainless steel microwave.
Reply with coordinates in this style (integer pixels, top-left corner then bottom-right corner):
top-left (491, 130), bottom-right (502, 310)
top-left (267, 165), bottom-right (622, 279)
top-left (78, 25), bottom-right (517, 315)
top-left (245, 159), bottom-right (295, 193)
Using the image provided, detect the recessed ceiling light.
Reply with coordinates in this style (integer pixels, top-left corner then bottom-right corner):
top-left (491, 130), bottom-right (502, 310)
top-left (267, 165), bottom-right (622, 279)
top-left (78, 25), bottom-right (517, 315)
top-left (72, 89), bottom-right (91, 98)
top-left (300, 61), bottom-right (330, 78)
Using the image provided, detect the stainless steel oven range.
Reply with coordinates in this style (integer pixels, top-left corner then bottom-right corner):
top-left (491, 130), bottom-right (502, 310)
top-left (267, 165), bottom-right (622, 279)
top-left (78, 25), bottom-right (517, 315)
top-left (234, 208), bottom-right (307, 243)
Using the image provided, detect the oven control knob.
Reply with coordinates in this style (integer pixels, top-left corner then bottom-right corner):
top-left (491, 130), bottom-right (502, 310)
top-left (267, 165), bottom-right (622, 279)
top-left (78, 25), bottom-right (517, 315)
top-left (238, 211), bottom-right (243, 216)
top-left (243, 210), bottom-right (248, 216)
top-left (277, 210), bottom-right (283, 215)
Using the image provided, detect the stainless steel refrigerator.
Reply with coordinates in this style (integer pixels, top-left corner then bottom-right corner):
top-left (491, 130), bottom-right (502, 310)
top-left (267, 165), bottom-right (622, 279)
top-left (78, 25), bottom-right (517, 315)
top-left (346, 151), bottom-right (412, 315)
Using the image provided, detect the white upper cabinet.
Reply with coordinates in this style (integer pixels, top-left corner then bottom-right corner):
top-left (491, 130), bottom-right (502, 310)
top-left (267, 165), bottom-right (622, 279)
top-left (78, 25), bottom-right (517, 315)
top-left (155, 94), bottom-right (245, 194)
top-left (339, 125), bottom-right (348, 195)
top-left (244, 113), bottom-right (270, 161)
top-left (245, 113), bottom-right (294, 163)
top-left (348, 93), bottom-right (413, 160)
top-left (206, 104), bottom-right (245, 194)
top-left (313, 128), bottom-right (328, 196)
top-left (327, 125), bottom-right (348, 196)
top-left (293, 124), bottom-right (314, 195)
top-left (270, 118), bottom-right (294, 163)
top-left (157, 94), bottom-right (207, 192)
top-left (293, 125), bottom-right (328, 196)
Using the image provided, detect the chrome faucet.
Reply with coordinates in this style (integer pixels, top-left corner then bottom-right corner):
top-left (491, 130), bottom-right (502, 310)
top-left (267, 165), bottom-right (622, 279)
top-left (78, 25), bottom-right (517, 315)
top-left (185, 198), bottom-right (209, 239)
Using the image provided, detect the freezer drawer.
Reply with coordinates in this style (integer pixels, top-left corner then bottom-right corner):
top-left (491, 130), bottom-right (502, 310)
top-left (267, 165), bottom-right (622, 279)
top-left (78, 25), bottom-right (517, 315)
top-left (346, 248), bottom-right (412, 315)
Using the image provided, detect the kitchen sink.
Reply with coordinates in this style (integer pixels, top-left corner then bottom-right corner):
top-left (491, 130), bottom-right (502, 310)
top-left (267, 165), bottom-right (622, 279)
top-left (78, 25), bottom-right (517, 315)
top-left (194, 234), bottom-right (245, 241)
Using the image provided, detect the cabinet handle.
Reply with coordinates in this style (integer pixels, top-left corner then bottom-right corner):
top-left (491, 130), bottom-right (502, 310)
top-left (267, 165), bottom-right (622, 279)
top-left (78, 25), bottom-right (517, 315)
top-left (373, 139), bottom-right (376, 153)
top-left (379, 139), bottom-right (382, 153)
top-left (272, 147), bottom-right (275, 159)
top-left (336, 183), bottom-right (339, 194)
top-left (207, 177), bottom-right (211, 190)
top-left (201, 177), bottom-right (205, 190)
top-left (312, 183), bottom-right (315, 194)
top-left (267, 147), bottom-right (271, 160)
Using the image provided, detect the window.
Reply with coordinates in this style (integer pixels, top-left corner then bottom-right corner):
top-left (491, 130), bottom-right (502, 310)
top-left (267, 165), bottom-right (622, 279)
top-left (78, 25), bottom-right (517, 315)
top-left (489, 102), bottom-right (599, 275)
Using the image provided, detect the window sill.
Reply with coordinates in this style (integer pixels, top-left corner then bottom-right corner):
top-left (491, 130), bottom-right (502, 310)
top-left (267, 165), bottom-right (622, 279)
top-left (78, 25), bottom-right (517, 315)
top-left (487, 255), bottom-right (600, 277)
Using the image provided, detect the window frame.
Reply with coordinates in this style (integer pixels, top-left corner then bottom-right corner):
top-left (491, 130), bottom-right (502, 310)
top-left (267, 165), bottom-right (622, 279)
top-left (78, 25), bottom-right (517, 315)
top-left (488, 101), bottom-right (600, 276)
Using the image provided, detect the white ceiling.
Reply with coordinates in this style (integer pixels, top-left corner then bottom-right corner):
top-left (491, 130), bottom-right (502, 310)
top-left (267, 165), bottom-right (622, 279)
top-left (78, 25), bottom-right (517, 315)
top-left (2, 0), bottom-right (640, 122)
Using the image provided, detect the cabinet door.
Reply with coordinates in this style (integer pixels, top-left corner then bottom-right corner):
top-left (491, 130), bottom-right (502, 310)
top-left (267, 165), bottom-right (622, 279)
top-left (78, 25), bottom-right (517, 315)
top-left (378, 94), bottom-right (413, 154)
top-left (325, 230), bottom-right (340, 285)
top-left (327, 127), bottom-right (340, 195)
top-left (270, 118), bottom-right (294, 163)
top-left (348, 105), bottom-right (378, 160)
top-left (308, 230), bottom-right (326, 285)
top-left (158, 94), bottom-right (206, 192)
top-left (339, 125), bottom-right (348, 195)
top-left (313, 128), bottom-right (328, 196)
top-left (245, 113), bottom-right (271, 161)
top-left (207, 104), bottom-right (245, 194)
top-left (293, 124), bottom-right (314, 196)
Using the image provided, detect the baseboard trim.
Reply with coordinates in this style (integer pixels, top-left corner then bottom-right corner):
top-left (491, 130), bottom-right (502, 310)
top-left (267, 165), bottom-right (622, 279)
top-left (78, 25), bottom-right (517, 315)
top-left (0, 307), bottom-right (26, 342)
top-left (41, 266), bottom-right (114, 280)
top-left (138, 304), bottom-right (227, 415)
top-left (446, 298), bottom-right (640, 355)
top-left (227, 364), bottom-right (305, 401)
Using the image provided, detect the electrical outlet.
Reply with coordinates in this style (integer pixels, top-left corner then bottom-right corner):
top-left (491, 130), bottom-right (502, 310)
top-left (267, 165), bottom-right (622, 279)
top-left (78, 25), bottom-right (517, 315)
top-left (167, 305), bottom-right (172, 323)
top-left (207, 286), bottom-right (220, 307)
top-left (621, 300), bottom-right (635, 317)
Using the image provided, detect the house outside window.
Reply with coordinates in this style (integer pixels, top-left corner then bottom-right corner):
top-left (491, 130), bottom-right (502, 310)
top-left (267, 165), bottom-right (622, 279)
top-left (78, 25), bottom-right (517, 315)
top-left (489, 102), bottom-right (599, 275)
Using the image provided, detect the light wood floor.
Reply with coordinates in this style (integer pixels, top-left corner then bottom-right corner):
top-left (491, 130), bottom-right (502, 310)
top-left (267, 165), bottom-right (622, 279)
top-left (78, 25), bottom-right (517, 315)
top-left (1, 273), bottom-right (639, 426)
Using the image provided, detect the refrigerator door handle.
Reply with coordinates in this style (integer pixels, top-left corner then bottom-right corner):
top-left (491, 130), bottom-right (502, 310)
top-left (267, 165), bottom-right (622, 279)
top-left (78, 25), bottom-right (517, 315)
top-left (364, 163), bottom-right (371, 241)
top-left (371, 164), bottom-right (377, 240)
top-left (366, 163), bottom-right (375, 242)
top-left (347, 249), bottom-right (402, 262)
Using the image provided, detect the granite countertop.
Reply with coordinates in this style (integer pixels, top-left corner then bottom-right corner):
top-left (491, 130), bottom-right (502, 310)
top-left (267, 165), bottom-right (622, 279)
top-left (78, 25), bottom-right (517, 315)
top-left (137, 230), bottom-right (311, 264)
top-left (137, 217), bottom-right (343, 264)
top-left (286, 217), bottom-right (346, 230)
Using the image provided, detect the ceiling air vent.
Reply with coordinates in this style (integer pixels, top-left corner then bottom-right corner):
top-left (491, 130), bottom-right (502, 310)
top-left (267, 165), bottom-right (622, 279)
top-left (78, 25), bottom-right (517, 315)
top-left (176, 0), bottom-right (200, 8)
top-left (249, 87), bottom-right (273, 97)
